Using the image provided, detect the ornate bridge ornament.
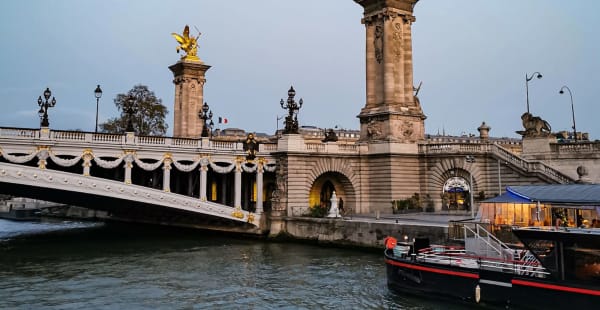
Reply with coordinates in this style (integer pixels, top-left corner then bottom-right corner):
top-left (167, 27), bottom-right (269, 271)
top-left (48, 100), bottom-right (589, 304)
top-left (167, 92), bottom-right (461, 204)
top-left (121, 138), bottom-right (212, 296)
top-left (0, 146), bottom-right (276, 176)
top-left (171, 25), bottom-right (201, 62)
top-left (279, 86), bottom-right (303, 134)
top-left (243, 133), bottom-right (259, 161)
top-left (232, 206), bottom-right (244, 219)
top-left (518, 112), bottom-right (552, 138)
top-left (322, 128), bottom-right (338, 143)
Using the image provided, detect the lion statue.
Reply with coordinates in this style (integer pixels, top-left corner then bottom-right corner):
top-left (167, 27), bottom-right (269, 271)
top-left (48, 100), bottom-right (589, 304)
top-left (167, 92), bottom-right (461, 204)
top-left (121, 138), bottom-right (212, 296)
top-left (520, 112), bottom-right (551, 137)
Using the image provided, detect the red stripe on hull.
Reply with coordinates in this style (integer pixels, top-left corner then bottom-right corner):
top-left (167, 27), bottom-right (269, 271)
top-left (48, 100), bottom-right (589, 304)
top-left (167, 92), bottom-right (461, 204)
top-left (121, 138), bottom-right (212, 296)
top-left (385, 259), bottom-right (479, 279)
top-left (512, 279), bottom-right (600, 296)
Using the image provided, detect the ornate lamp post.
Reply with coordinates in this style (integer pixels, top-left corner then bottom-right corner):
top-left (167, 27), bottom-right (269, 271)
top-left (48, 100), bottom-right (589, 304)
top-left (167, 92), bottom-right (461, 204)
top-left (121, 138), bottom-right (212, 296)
top-left (525, 72), bottom-right (542, 114)
top-left (559, 86), bottom-right (577, 141)
top-left (94, 85), bottom-right (102, 132)
top-left (279, 86), bottom-right (303, 134)
top-left (37, 87), bottom-right (56, 127)
top-left (198, 102), bottom-right (213, 137)
top-left (125, 96), bottom-right (137, 132)
top-left (465, 155), bottom-right (476, 218)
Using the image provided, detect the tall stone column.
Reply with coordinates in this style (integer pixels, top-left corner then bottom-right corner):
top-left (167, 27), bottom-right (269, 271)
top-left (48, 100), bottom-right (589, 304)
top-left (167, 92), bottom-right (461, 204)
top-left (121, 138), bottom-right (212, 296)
top-left (169, 61), bottom-right (211, 138)
top-left (256, 159), bottom-right (264, 214)
top-left (199, 158), bottom-right (208, 201)
top-left (234, 159), bottom-right (242, 208)
top-left (354, 0), bottom-right (426, 143)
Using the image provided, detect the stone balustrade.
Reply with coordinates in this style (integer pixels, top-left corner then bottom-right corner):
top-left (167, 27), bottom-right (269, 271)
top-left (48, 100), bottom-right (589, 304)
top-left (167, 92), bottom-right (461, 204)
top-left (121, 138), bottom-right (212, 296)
top-left (550, 142), bottom-right (600, 153)
top-left (0, 127), bottom-right (39, 139)
top-left (418, 142), bottom-right (494, 154)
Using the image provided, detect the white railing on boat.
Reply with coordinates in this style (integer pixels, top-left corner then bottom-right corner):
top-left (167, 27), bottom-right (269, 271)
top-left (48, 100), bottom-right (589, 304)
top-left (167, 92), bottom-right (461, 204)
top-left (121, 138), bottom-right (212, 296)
top-left (412, 246), bottom-right (549, 278)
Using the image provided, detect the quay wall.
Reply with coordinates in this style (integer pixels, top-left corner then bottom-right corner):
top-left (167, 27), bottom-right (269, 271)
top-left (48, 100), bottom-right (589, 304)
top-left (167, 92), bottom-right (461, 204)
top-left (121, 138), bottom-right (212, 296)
top-left (279, 217), bottom-right (448, 249)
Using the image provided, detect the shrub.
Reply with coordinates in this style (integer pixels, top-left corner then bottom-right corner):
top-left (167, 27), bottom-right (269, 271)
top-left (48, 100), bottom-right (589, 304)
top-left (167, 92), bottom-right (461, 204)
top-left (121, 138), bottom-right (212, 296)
top-left (308, 204), bottom-right (329, 218)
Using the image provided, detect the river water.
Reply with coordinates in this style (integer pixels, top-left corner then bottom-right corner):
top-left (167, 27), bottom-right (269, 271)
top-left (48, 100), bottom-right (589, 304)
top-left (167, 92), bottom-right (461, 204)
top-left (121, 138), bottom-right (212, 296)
top-left (0, 219), bottom-right (474, 309)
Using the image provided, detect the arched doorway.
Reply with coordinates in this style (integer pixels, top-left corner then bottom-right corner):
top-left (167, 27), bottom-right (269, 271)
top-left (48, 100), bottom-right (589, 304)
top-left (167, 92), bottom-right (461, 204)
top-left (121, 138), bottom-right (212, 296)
top-left (442, 176), bottom-right (471, 210)
top-left (308, 172), bottom-right (354, 214)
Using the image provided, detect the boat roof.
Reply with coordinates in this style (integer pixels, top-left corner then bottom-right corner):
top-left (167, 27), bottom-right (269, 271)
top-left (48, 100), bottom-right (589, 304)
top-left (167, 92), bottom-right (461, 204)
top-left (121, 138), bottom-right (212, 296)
top-left (483, 191), bottom-right (532, 203)
top-left (504, 184), bottom-right (600, 205)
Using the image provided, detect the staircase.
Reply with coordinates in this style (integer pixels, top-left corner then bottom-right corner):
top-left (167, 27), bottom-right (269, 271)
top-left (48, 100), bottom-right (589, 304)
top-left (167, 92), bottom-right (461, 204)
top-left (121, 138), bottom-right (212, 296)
top-left (491, 144), bottom-right (574, 184)
top-left (463, 223), bottom-right (513, 260)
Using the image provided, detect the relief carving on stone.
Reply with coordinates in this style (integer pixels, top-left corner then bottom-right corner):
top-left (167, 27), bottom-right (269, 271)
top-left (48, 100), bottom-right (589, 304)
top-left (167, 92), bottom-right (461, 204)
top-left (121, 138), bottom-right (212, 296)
top-left (401, 120), bottom-right (414, 139)
top-left (271, 157), bottom-right (287, 211)
top-left (392, 22), bottom-right (404, 58)
top-left (374, 22), bottom-right (384, 64)
top-left (366, 118), bottom-right (383, 139)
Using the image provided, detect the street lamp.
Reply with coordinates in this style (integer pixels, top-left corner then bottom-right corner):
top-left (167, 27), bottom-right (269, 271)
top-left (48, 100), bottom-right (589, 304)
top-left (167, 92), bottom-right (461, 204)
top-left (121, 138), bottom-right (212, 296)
top-left (198, 102), bottom-right (213, 137)
top-left (465, 155), bottom-right (476, 218)
top-left (37, 87), bottom-right (56, 127)
top-left (525, 72), bottom-right (542, 114)
top-left (125, 96), bottom-right (137, 133)
top-left (94, 85), bottom-right (102, 133)
top-left (559, 86), bottom-right (577, 141)
top-left (280, 86), bottom-right (303, 134)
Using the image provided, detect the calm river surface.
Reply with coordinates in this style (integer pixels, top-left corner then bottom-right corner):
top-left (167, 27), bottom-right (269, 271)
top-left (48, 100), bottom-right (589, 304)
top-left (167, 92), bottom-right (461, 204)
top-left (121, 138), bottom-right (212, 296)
top-left (0, 219), bottom-right (474, 309)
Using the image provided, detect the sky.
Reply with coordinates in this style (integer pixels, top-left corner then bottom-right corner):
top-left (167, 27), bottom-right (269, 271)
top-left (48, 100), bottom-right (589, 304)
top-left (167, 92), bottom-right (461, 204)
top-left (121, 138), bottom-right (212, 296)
top-left (0, 0), bottom-right (599, 139)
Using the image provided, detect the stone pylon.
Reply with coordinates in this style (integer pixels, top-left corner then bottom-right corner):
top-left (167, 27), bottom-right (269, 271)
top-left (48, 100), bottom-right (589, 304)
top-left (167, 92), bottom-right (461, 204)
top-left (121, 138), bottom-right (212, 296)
top-left (169, 60), bottom-right (211, 138)
top-left (354, 0), bottom-right (426, 143)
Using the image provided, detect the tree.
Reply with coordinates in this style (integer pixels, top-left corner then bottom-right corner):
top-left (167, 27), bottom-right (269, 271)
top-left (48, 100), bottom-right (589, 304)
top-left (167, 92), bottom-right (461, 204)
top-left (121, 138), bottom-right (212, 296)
top-left (100, 85), bottom-right (168, 136)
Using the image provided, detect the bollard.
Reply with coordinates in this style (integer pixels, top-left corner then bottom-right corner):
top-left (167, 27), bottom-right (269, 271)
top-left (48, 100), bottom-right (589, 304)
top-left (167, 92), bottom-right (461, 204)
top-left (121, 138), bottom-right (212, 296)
top-left (376, 210), bottom-right (380, 220)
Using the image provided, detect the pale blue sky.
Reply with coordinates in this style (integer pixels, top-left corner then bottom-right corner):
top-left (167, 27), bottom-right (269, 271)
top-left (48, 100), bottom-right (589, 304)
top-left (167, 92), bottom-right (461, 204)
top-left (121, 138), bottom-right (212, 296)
top-left (1, 0), bottom-right (598, 139)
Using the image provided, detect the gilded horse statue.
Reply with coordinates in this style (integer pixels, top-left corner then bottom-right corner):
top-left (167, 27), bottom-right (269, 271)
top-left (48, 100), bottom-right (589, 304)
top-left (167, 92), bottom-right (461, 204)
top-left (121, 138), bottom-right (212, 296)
top-left (520, 112), bottom-right (552, 137)
top-left (172, 25), bottom-right (201, 61)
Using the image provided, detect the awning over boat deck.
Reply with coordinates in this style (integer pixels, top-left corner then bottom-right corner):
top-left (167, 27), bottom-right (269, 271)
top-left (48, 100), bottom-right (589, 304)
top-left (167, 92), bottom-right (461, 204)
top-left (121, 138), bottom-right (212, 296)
top-left (496, 184), bottom-right (600, 206)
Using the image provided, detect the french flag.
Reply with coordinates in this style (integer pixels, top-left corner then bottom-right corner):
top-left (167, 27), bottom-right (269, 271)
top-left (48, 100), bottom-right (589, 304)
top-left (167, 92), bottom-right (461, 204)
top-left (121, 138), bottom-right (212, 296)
top-left (218, 117), bottom-right (228, 124)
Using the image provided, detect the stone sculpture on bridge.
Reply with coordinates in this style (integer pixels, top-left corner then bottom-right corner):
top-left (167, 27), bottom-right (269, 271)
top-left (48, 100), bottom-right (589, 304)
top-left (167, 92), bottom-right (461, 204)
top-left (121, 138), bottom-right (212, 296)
top-left (518, 112), bottom-right (552, 138)
top-left (172, 25), bottom-right (201, 62)
top-left (243, 133), bottom-right (259, 160)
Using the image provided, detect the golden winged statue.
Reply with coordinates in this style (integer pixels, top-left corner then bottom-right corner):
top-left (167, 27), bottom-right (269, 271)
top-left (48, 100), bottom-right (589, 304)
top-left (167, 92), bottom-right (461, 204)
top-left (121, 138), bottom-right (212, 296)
top-left (172, 25), bottom-right (201, 61)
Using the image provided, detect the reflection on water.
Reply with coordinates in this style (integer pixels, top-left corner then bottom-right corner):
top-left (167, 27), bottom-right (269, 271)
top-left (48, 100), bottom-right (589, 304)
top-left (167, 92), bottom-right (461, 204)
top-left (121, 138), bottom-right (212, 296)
top-left (0, 219), bottom-right (475, 309)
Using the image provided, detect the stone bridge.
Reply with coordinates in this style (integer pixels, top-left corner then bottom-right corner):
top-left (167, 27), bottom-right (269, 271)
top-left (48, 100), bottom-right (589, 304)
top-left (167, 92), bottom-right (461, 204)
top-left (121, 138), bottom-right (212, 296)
top-left (1, 126), bottom-right (595, 235)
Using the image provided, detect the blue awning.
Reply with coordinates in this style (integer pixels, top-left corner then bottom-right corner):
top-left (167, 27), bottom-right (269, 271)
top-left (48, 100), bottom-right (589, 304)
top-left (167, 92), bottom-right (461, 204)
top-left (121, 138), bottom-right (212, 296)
top-left (483, 191), bottom-right (532, 203)
top-left (505, 184), bottom-right (600, 205)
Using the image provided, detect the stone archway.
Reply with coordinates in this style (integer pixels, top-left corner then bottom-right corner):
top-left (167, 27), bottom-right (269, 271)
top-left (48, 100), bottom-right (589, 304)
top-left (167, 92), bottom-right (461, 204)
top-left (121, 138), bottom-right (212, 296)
top-left (305, 157), bottom-right (358, 214)
top-left (426, 157), bottom-right (480, 211)
top-left (442, 176), bottom-right (471, 210)
top-left (309, 172), bottom-right (355, 215)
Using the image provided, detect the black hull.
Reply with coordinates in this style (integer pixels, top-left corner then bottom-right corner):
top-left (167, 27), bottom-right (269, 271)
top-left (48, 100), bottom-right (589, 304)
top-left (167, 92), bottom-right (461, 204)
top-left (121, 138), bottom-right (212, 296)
top-left (386, 257), bottom-right (600, 309)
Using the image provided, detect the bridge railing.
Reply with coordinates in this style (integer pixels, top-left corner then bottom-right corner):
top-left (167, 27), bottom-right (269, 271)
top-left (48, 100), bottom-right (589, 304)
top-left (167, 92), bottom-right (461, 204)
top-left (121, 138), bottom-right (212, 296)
top-left (550, 142), bottom-right (600, 154)
top-left (0, 127), bottom-right (39, 139)
top-left (418, 141), bottom-right (494, 154)
top-left (93, 133), bottom-right (124, 143)
top-left (0, 127), bottom-right (253, 152)
top-left (51, 130), bottom-right (87, 141)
